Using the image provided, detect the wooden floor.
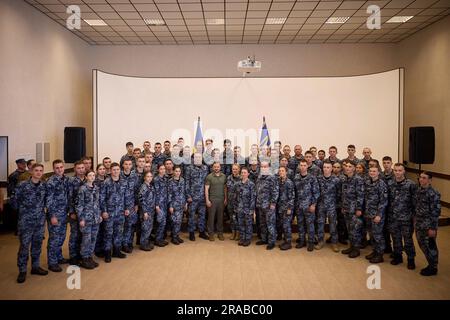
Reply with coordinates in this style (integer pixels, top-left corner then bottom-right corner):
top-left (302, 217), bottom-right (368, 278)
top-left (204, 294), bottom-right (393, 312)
top-left (0, 224), bottom-right (449, 300)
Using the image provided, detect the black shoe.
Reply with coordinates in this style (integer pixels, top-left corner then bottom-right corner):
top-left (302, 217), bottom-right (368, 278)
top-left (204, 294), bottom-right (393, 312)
top-left (104, 250), bottom-right (112, 263)
top-left (112, 247), bottom-right (126, 259)
top-left (280, 242), bottom-right (292, 251)
top-left (155, 240), bottom-right (166, 247)
top-left (341, 246), bottom-right (353, 255)
top-left (122, 245), bottom-right (132, 254)
top-left (348, 248), bottom-right (360, 258)
top-left (48, 264), bottom-right (63, 272)
top-left (80, 258), bottom-right (95, 270)
top-left (390, 254), bottom-right (403, 265)
top-left (128, 244), bottom-right (134, 253)
top-left (365, 251), bottom-right (376, 260)
top-left (407, 258), bottom-right (416, 270)
top-left (255, 240), bottom-right (267, 246)
top-left (95, 251), bottom-right (105, 258)
top-left (420, 266), bottom-right (438, 276)
top-left (307, 243), bottom-right (314, 252)
top-left (238, 240), bottom-right (245, 246)
top-left (17, 272), bottom-right (27, 283)
top-left (171, 238), bottom-right (180, 245)
top-left (58, 258), bottom-right (69, 264)
top-left (189, 232), bottom-right (195, 241)
top-left (31, 267), bottom-right (48, 276)
top-left (325, 237), bottom-right (332, 244)
top-left (384, 246), bottom-right (393, 254)
top-left (162, 240), bottom-right (169, 246)
top-left (295, 241), bottom-right (305, 249)
top-left (369, 253), bottom-right (384, 264)
top-left (68, 258), bottom-right (80, 266)
top-left (90, 257), bottom-right (99, 268)
top-left (199, 232), bottom-right (209, 240)
top-left (140, 244), bottom-right (152, 251)
top-left (176, 236), bottom-right (184, 243)
top-left (266, 243), bottom-right (275, 250)
top-left (243, 240), bottom-right (251, 247)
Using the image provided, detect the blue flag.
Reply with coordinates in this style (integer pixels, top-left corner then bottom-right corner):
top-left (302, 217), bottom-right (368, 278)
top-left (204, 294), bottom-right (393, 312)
top-left (193, 116), bottom-right (204, 153)
top-left (259, 116), bottom-right (271, 148)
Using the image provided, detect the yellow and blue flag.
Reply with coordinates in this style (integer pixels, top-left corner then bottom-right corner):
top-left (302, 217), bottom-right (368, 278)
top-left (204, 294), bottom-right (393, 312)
top-left (259, 116), bottom-right (271, 148)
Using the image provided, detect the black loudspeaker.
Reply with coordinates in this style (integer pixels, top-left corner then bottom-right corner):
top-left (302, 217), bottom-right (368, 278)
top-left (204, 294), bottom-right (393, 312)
top-left (64, 127), bottom-right (86, 163)
top-left (409, 126), bottom-right (435, 164)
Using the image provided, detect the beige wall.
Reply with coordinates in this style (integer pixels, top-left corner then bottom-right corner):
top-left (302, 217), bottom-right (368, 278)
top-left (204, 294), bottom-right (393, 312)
top-left (397, 15), bottom-right (450, 203)
top-left (0, 0), bottom-right (92, 176)
top-left (1, 1), bottom-right (448, 202)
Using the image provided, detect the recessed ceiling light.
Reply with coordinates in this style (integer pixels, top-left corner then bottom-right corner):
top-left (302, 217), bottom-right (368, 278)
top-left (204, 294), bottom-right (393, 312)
top-left (325, 17), bottom-right (350, 24)
top-left (386, 16), bottom-right (414, 23)
top-left (206, 18), bottom-right (224, 25)
top-left (265, 17), bottom-right (287, 25)
top-left (144, 19), bottom-right (166, 26)
top-left (84, 19), bottom-right (107, 26)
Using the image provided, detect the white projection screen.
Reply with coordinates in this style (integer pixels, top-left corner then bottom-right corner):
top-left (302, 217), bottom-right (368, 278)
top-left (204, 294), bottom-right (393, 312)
top-left (93, 69), bottom-right (403, 165)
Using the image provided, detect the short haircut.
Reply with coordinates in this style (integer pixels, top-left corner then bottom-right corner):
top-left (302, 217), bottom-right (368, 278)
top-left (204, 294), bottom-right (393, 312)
top-left (52, 159), bottom-right (64, 167)
top-left (421, 171), bottom-right (432, 179)
top-left (123, 159), bottom-right (132, 164)
top-left (382, 156), bottom-right (392, 162)
top-left (347, 144), bottom-right (356, 149)
top-left (31, 163), bottom-right (44, 170)
top-left (143, 140), bottom-right (150, 144)
top-left (164, 140), bottom-right (170, 144)
top-left (299, 159), bottom-right (307, 164)
top-left (133, 148), bottom-right (141, 152)
top-left (155, 142), bottom-right (162, 146)
top-left (81, 156), bottom-right (90, 161)
top-left (74, 160), bottom-right (84, 167)
top-left (304, 150), bottom-right (313, 156)
top-left (369, 159), bottom-right (380, 165)
top-left (241, 167), bottom-right (249, 173)
top-left (85, 170), bottom-right (95, 176)
top-left (138, 155), bottom-right (146, 160)
top-left (394, 163), bottom-right (405, 169)
top-left (102, 157), bottom-right (111, 161)
top-left (27, 159), bottom-right (35, 167)
top-left (323, 159), bottom-right (332, 166)
top-left (347, 160), bottom-right (356, 167)
top-left (318, 150), bottom-right (325, 154)
top-left (126, 142), bottom-right (133, 147)
top-left (110, 162), bottom-right (120, 169)
top-left (164, 158), bottom-right (173, 165)
top-left (205, 138), bottom-right (213, 143)
top-left (329, 146), bottom-right (337, 151)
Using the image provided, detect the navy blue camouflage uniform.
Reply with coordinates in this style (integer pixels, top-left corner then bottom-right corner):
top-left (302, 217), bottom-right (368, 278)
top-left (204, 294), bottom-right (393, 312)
top-left (120, 171), bottom-right (140, 248)
top-left (12, 179), bottom-right (46, 273)
top-left (255, 174), bottom-right (279, 245)
top-left (100, 177), bottom-right (129, 252)
top-left (341, 174), bottom-right (365, 248)
top-left (76, 183), bottom-right (101, 259)
top-left (317, 175), bottom-right (341, 243)
top-left (186, 164), bottom-right (209, 233)
top-left (235, 179), bottom-right (256, 242)
top-left (168, 177), bottom-right (188, 239)
top-left (153, 174), bottom-right (169, 242)
top-left (68, 176), bottom-right (85, 259)
top-left (388, 178), bottom-right (417, 259)
top-left (277, 177), bottom-right (295, 242)
top-left (45, 174), bottom-right (70, 266)
top-left (293, 173), bottom-right (320, 245)
top-left (364, 177), bottom-right (388, 254)
top-left (138, 182), bottom-right (156, 247)
top-left (415, 185), bottom-right (440, 269)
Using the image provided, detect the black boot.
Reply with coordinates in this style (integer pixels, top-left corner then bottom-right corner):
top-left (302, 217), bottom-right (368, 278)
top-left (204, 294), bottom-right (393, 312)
top-left (90, 257), bottom-right (99, 268)
top-left (80, 258), bottom-right (95, 270)
top-left (122, 245), bottom-right (132, 254)
top-left (189, 232), bottom-right (195, 241)
top-left (48, 264), bottom-right (63, 272)
top-left (407, 258), bottom-right (416, 270)
top-left (140, 243), bottom-right (152, 251)
top-left (199, 232), bottom-right (208, 240)
top-left (341, 246), bottom-right (353, 255)
top-left (112, 247), bottom-right (126, 259)
top-left (369, 253), bottom-right (384, 264)
top-left (31, 267), bottom-right (48, 276)
top-left (155, 240), bottom-right (166, 247)
top-left (68, 257), bottom-right (80, 266)
top-left (176, 236), bottom-right (184, 243)
top-left (17, 272), bottom-right (27, 283)
top-left (171, 237), bottom-right (180, 245)
top-left (348, 247), bottom-right (360, 258)
top-left (295, 240), bottom-right (305, 249)
top-left (266, 243), bottom-right (275, 250)
top-left (104, 250), bottom-right (112, 263)
top-left (420, 265), bottom-right (437, 276)
top-left (365, 251), bottom-right (376, 260)
top-left (255, 240), bottom-right (267, 246)
top-left (280, 241), bottom-right (292, 251)
top-left (307, 242), bottom-right (314, 252)
top-left (390, 254), bottom-right (403, 265)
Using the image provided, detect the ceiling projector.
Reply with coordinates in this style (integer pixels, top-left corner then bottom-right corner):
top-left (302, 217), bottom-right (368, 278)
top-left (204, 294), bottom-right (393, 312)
top-left (237, 55), bottom-right (261, 76)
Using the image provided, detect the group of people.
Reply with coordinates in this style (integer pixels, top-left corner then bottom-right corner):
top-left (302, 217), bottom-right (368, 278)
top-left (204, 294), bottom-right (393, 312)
top-left (7, 138), bottom-right (442, 284)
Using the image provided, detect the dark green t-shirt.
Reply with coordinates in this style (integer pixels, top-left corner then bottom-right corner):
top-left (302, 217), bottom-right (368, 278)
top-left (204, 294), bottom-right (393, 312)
top-left (205, 172), bottom-right (226, 201)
